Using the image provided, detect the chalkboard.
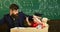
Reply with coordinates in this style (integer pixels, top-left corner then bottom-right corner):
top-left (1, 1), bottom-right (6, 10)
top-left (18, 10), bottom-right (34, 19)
top-left (0, 0), bottom-right (60, 20)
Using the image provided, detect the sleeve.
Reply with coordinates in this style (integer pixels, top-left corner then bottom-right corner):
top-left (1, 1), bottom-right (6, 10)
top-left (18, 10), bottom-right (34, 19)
top-left (0, 15), bottom-right (6, 25)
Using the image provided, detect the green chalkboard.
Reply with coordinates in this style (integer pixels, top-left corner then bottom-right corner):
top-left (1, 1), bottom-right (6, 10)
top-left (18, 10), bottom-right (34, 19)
top-left (0, 0), bottom-right (60, 20)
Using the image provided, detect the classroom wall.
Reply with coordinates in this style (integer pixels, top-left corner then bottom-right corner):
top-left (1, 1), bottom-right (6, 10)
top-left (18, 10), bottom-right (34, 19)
top-left (0, 0), bottom-right (60, 20)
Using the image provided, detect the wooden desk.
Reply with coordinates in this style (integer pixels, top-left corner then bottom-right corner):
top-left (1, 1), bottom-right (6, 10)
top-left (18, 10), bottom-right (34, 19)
top-left (10, 22), bottom-right (49, 32)
top-left (10, 26), bottom-right (48, 32)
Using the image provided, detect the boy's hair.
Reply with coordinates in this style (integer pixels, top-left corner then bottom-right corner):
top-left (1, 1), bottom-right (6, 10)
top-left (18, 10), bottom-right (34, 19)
top-left (28, 16), bottom-right (34, 22)
top-left (9, 4), bottom-right (19, 10)
top-left (34, 13), bottom-right (42, 17)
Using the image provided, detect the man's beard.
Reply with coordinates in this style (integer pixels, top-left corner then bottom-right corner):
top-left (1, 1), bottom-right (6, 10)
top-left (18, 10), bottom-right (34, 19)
top-left (11, 14), bottom-right (18, 19)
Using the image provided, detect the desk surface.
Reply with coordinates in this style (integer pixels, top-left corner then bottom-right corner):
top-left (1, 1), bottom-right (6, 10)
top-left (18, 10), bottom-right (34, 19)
top-left (10, 27), bottom-right (48, 32)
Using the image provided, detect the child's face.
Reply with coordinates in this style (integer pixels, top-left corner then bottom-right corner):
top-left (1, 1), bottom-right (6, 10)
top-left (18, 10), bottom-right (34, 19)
top-left (36, 16), bottom-right (42, 19)
top-left (33, 16), bottom-right (42, 23)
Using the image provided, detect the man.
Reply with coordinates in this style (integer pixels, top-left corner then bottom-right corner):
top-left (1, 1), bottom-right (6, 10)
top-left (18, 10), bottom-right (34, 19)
top-left (0, 4), bottom-right (26, 32)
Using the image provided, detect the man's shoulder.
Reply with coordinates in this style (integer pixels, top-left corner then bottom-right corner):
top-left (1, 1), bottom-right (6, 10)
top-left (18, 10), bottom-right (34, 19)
top-left (19, 12), bottom-right (24, 14)
top-left (4, 14), bottom-right (10, 18)
top-left (4, 14), bottom-right (9, 16)
top-left (19, 12), bottom-right (25, 15)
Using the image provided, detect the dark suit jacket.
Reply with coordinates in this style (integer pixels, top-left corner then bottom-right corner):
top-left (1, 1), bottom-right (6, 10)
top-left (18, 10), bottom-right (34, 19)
top-left (0, 12), bottom-right (26, 32)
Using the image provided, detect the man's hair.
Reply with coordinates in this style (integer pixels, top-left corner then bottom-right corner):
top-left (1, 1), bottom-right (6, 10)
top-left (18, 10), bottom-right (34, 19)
top-left (9, 4), bottom-right (19, 10)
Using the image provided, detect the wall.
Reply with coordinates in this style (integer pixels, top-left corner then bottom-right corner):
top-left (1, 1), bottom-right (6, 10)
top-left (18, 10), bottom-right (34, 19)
top-left (0, 0), bottom-right (60, 20)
